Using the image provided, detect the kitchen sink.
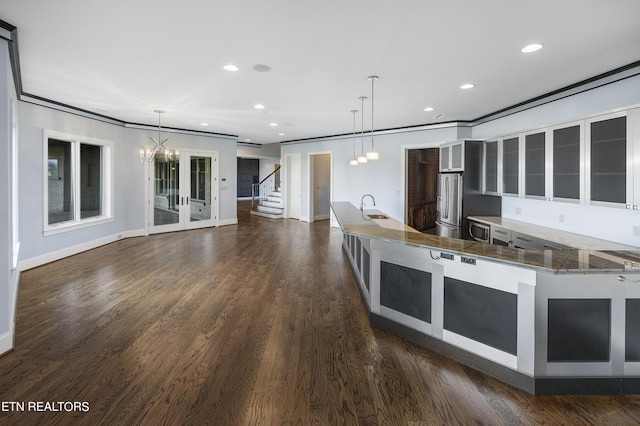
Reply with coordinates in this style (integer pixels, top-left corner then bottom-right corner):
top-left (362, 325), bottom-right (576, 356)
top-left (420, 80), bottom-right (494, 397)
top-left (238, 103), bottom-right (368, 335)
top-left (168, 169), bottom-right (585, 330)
top-left (366, 214), bottom-right (389, 219)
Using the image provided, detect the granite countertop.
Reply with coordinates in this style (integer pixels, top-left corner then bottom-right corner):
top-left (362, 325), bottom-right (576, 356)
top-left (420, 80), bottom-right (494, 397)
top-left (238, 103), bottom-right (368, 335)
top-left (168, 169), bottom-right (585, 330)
top-left (331, 201), bottom-right (640, 274)
top-left (468, 216), bottom-right (637, 251)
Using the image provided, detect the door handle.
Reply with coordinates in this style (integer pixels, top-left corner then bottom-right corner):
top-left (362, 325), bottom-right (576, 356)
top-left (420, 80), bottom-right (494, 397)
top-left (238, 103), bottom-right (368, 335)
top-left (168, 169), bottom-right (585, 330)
top-left (186, 197), bottom-right (189, 205)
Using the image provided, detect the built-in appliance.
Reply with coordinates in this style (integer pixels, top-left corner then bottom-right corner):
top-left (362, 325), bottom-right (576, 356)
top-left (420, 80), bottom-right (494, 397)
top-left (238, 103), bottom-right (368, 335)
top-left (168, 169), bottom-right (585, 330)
top-left (435, 140), bottom-right (502, 239)
top-left (468, 219), bottom-right (491, 243)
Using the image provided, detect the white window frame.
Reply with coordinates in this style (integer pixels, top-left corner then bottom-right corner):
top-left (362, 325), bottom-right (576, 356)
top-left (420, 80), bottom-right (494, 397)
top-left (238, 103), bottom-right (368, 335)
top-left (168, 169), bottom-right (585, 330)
top-left (43, 130), bottom-right (114, 235)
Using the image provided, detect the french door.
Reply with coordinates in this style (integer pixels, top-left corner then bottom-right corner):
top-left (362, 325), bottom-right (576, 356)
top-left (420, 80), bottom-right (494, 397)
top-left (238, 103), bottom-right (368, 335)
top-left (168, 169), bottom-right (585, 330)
top-left (148, 150), bottom-right (219, 234)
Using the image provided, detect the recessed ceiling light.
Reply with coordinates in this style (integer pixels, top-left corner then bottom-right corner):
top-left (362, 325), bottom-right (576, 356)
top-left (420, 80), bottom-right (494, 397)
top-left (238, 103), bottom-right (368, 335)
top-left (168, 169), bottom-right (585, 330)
top-left (278, 133), bottom-right (285, 136)
top-left (201, 122), bottom-right (208, 126)
top-left (245, 139), bottom-right (251, 142)
top-left (434, 114), bottom-right (445, 119)
top-left (254, 104), bottom-right (265, 109)
top-left (521, 43), bottom-right (543, 53)
top-left (253, 64), bottom-right (271, 72)
top-left (460, 83), bottom-right (474, 90)
top-left (424, 107), bottom-right (434, 112)
top-left (270, 122), bottom-right (278, 127)
top-left (223, 64), bottom-right (239, 72)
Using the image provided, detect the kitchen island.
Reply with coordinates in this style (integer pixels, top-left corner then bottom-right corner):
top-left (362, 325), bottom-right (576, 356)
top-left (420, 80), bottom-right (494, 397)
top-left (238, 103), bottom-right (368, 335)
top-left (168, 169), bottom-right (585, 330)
top-left (332, 201), bottom-right (640, 394)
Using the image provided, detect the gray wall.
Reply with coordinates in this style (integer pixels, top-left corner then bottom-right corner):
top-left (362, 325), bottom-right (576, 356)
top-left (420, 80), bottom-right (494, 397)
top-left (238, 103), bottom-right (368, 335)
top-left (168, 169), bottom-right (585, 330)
top-left (18, 102), bottom-right (238, 265)
top-left (0, 39), bottom-right (11, 344)
top-left (281, 124), bottom-right (464, 222)
top-left (281, 74), bottom-right (640, 246)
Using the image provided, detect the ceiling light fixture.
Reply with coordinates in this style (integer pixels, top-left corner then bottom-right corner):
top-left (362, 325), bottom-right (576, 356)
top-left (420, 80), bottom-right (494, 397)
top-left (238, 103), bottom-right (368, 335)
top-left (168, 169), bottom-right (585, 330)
top-left (254, 104), bottom-right (265, 109)
top-left (270, 122), bottom-right (278, 127)
top-left (460, 83), bottom-right (474, 90)
top-left (424, 107), bottom-right (434, 112)
top-left (350, 109), bottom-right (359, 166)
top-left (201, 122), bottom-right (209, 126)
top-left (140, 110), bottom-right (177, 163)
top-left (521, 43), bottom-right (543, 53)
top-left (358, 96), bottom-right (368, 164)
top-left (223, 64), bottom-right (239, 71)
top-left (366, 75), bottom-right (379, 160)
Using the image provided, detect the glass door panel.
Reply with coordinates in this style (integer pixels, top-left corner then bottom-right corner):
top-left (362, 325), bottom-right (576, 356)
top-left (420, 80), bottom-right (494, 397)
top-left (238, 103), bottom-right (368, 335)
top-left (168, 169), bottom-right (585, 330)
top-left (189, 156), bottom-right (212, 223)
top-left (153, 153), bottom-right (181, 229)
top-left (149, 150), bottom-right (218, 234)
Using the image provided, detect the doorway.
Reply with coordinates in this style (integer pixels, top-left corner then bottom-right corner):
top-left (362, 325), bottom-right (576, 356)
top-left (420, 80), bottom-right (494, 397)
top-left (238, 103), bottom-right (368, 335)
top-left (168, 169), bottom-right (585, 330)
top-left (309, 153), bottom-right (332, 222)
top-left (406, 148), bottom-right (439, 232)
top-left (285, 153), bottom-right (301, 220)
top-left (149, 150), bottom-right (219, 234)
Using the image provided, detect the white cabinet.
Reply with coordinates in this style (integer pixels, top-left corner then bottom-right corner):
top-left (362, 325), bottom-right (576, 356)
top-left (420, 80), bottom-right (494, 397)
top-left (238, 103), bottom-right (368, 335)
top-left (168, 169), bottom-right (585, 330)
top-left (585, 110), bottom-right (636, 209)
top-left (482, 106), bottom-right (640, 211)
top-left (550, 121), bottom-right (583, 203)
top-left (483, 135), bottom-right (520, 196)
top-left (440, 140), bottom-right (464, 172)
top-left (490, 226), bottom-right (511, 246)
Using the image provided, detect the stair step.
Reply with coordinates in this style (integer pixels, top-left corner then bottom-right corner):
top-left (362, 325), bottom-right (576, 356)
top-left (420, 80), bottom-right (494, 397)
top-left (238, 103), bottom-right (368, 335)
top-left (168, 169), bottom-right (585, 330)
top-left (257, 205), bottom-right (284, 215)
top-left (266, 196), bottom-right (282, 203)
top-left (262, 200), bottom-right (283, 208)
top-left (270, 191), bottom-right (282, 198)
top-left (251, 210), bottom-right (284, 219)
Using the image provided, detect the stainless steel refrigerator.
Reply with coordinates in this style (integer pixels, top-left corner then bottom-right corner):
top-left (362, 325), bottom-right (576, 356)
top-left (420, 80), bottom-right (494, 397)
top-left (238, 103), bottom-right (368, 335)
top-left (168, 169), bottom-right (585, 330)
top-left (435, 141), bottom-right (502, 239)
top-left (436, 173), bottom-right (464, 238)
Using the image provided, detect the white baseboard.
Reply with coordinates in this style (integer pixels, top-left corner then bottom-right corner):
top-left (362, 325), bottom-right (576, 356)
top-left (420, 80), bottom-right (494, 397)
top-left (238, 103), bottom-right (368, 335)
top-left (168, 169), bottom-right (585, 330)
top-left (19, 228), bottom-right (145, 271)
top-left (0, 331), bottom-right (13, 356)
top-left (218, 218), bottom-right (238, 226)
top-left (300, 216), bottom-right (311, 223)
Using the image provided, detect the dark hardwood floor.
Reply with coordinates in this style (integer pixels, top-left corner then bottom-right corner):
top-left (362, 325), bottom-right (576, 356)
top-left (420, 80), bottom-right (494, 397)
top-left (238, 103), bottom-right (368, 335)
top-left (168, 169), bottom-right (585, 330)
top-left (1, 201), bottom-right (640, 425)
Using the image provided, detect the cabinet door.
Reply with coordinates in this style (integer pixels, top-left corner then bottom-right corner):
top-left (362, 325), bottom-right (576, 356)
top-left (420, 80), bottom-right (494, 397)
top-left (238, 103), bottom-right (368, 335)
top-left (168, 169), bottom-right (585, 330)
top-left (552, 123), bottom-right (582, 202)
top-left (525, 131), bottom-right (546, 198)
top-left (451, 142), bottom-right (463, 170)
top-left (511, 231), bottom-right (541, 249)
top-left (491, 226), bottom-right (511, 246)
top-left (440, 145), bottom-right (450, 171)
top-left (484, 141), bottom-right (499, 194)
top-left (502, 137), bottom-right (520, 196)
top-left (586, 113), bottom-right (631, 207)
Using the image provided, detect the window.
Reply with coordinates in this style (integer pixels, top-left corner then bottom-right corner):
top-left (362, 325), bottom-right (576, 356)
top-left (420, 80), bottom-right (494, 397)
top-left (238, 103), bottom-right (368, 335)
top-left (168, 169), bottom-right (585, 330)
top-left (44, 131), bottom-right (113, 234)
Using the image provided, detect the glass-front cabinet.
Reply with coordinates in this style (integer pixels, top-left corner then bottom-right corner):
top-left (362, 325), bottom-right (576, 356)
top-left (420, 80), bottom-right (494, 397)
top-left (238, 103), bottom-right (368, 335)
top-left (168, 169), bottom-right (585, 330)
top-left (551, 122), bottom-right (582, 202)
top-left (483, 140), bottom-right (499, 194)
top-left (524, 131), bottom-right (546, 199)
top-left (502, 136), bottom-right (520, 196)
top-left (481, 107), bottom-right (640, 210)
top-left (586, 111), bottom-right (633, 208)
top-left (440, 140), bottom-right (464, 172)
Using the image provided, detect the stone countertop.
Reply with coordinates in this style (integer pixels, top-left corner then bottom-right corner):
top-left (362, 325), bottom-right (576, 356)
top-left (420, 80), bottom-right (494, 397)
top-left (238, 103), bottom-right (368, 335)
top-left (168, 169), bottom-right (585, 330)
top-left (468, 216), bottom-right (637, 251)
top-left (331, 201), bottom-right (640, 274)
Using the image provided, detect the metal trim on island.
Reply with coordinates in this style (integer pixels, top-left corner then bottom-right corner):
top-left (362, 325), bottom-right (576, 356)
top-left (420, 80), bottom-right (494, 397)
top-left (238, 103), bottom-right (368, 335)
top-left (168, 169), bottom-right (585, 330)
top-left (332, 201), bottom-right (640, 395)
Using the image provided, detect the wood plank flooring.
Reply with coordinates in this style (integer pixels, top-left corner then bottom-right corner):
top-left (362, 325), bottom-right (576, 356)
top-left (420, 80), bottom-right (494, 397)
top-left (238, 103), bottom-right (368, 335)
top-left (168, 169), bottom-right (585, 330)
top-left (1, 201), bottom-right (640, 425)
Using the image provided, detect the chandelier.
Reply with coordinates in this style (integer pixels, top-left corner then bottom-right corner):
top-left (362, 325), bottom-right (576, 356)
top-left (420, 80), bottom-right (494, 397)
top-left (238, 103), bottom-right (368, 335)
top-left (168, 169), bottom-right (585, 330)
top-left (139, 110), bottom-right (178, 162)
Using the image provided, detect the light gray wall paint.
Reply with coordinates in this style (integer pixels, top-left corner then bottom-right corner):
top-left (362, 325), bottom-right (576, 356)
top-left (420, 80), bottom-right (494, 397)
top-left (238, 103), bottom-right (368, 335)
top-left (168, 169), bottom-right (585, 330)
top-left (237, 142), bottom-right (281, 159)
top-left (281, 125), bottom-right (461, 222)
top-left (0, 39), bottom-right (11, 336)
top-left (472, 75), bottom-right (640, 246)
top-left (18, 103), bottom-right (238, 264)
top-left (472, 74), bottom-right (640, 139)
top-left (281, 75), bottom-right (640, 246)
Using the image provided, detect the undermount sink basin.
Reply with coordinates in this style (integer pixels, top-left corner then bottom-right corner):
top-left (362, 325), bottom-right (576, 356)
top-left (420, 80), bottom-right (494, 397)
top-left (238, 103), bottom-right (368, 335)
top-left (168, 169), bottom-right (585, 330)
top-left (366, 214), bottom-right (389, 220)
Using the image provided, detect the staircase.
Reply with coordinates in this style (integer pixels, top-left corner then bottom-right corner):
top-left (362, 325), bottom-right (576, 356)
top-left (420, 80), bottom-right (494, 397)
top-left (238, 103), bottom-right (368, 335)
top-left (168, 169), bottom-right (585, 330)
top-left (251, 166), bottom-right (284, 219)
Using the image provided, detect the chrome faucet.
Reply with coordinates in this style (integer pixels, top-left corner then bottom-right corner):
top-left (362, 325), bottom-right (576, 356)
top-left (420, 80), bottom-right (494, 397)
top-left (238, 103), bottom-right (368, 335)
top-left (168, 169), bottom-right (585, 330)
top-left (360, 194), bottom-right (376, 211)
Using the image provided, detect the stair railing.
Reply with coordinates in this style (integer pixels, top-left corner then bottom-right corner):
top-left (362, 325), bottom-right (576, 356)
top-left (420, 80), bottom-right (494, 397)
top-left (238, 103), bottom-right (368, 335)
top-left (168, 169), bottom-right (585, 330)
top-left (252, 165), bottom-right (281, 211)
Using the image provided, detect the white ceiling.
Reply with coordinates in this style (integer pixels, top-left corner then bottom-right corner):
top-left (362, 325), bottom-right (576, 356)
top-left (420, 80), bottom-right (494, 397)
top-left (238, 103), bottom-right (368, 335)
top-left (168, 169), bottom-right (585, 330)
top-left (1, 0), bottom-right (639, 144)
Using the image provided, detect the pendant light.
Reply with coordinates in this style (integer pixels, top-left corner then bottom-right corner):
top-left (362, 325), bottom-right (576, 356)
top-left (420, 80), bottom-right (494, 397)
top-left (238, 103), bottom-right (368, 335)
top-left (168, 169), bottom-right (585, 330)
top-left (139, 110), bottom-right (177, 162)
top-left (366, 75), bottom-right (379, 160)
top-left (349, 109), bottom-right (359, 166)
top-left (357, 96), bottom-right (368, 164)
